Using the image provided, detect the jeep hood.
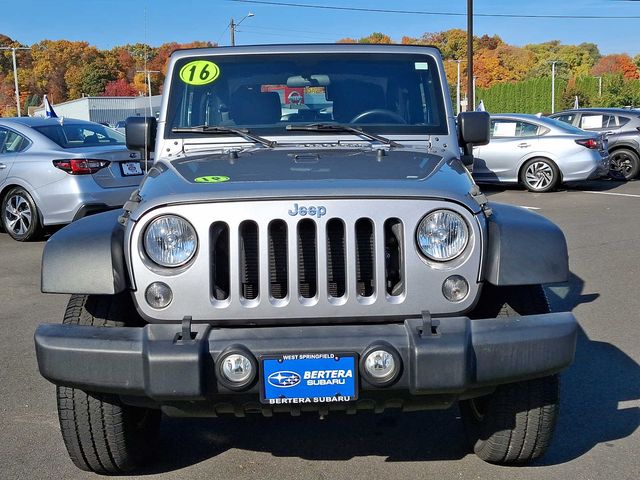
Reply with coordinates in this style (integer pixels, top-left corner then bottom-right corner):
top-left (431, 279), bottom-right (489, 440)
top-left (131, 147), bottom-right (482, 220)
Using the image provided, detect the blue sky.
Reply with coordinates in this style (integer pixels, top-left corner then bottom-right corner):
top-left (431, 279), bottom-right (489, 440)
top-left (1, 0), bottom-right (639, 55)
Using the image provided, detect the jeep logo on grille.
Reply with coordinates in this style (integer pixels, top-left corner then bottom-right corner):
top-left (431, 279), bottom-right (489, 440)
top-left (288, 203), bottom-right (326, 219)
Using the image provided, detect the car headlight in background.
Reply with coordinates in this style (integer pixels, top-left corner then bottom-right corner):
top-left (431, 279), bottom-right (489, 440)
top-left (144, 215), bottom-right (198, 267)
top-left (416, 210), bottom-right (469, 261)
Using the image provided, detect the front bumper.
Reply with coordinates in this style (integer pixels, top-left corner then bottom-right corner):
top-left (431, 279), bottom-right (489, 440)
top-left (35, 313), bottom-right (577, 414)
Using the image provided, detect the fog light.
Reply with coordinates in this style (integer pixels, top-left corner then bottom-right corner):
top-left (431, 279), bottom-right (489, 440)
top-left (442, 275), bottom-right (469, 302)
top-left (361, 344), bottom-right (401, 387)
top-left (217, 349), bottom-right (257, 390)
top-left (221, 354), bottom-right (253, 383)
top-left (145, 282), bottom-right (173, 308)
top-left (365, 350), bottom-right (396, 379)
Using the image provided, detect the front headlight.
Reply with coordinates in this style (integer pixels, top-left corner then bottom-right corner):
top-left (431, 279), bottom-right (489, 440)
top-left (144, 215), bottom-right (197, 267)
top-left (416, 210), bottom-right (469, 261)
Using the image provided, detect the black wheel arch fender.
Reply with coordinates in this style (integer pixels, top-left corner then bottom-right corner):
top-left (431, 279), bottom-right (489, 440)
top-left (482, 202), bottom-right (569, 286)
top-left (41, 209), bottom-right (129, 294)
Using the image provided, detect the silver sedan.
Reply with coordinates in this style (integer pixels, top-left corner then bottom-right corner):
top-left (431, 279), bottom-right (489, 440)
top-left (472, 114), bottom-right (609, 192)
top-left (0, 117), bottom-right (144, 241)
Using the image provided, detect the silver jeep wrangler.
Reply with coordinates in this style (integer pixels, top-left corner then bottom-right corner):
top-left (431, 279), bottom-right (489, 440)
top-left (35, 44), bottom-right (576, 473)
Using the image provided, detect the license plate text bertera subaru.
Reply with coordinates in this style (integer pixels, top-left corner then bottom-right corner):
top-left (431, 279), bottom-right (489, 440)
top-left (260, 353), bottom-right (358, 405)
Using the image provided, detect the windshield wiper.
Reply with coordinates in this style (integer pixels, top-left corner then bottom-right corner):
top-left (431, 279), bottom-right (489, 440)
top-left (286, 123), bottom-right (402, 148)
top-left (172, 125), bottom-right (276, 148)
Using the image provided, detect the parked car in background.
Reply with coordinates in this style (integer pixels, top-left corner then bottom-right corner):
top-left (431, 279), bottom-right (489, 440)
top-left (472, 114), bottom-right (609, 192)
top-left (114, 120), bottom-right (126, 134)
top-left (0, 117), bottom-right (145, 241)
top-left (549, 108), bottom-right (640, 180)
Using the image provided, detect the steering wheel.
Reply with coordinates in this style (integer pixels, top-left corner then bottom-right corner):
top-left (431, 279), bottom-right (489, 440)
top-left (350, 109), bottom-right (407, 124)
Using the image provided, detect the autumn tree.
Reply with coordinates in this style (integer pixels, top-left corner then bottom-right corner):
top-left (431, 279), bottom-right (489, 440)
top-left (358, 33), bottom-right (392, 44)
top-left (591, 54), bottom-right (640, 80)
top-left (103, 78), bottom-right (138, 96)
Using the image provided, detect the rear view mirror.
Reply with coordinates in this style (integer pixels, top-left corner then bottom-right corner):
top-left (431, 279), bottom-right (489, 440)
top-left (125, 116), bottom-right (157, 152)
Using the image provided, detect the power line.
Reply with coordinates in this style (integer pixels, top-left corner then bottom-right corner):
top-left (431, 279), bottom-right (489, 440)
top-left (227, 0), bottom-right (640, 19)
top-left (240, 25), bottom-right (342, 40)
top-left (243, 24), bottom-right (348, 37)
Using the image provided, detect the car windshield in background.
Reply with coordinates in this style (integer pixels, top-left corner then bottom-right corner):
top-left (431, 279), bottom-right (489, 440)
top-left (33, 123), bottom-right (125, 149)
top-left (166, 53), bottom-right (448, 137)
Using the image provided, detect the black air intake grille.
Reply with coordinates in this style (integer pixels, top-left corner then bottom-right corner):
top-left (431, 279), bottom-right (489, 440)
top-left (355, 218), bottom-right (375, 297)
top-left (239, 221), bottom-right (259, 300)
top-left (211, 222), bottom-right (229, 300)
top-left (269, 220), bottom-right (288, 299)
top-left (326, 219), bottom-right (346, 298)
top-left (297, 219), bottom-right (317, 299)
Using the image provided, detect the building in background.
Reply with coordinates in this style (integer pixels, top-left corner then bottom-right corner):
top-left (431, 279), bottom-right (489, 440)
top-left (31, 96), bottom-right (162, 126)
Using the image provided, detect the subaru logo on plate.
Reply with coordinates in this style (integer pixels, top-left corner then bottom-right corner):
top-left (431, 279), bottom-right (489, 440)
top-left (268, 371), bottom-right (301, 388)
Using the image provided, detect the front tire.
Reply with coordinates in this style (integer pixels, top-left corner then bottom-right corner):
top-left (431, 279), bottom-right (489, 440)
top-left (460, 284), bottom-right (560, 464)
top-left (520, 158), bottom-right (560, 193)
top-left (56, 294), bottom-right (161, 474)
top-left (1, 186), bottom-right (42, 241)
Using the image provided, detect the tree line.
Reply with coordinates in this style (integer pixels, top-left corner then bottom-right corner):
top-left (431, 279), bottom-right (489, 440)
top-left (0, 34), bottom-right (214, 117)
top-left (2, 30), bottom-right (640, 116)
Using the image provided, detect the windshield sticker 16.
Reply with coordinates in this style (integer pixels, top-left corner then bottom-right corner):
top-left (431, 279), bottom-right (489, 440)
top-left (179, 60), bottom-right (220, 86)
top-left (194, 175), bottom-right (230, 183)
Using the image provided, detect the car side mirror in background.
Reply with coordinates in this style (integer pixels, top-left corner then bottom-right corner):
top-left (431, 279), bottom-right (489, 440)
top-left (125, 116), bottom-right (157, 152)
top-left (457, 111), bottom-right (490, 167)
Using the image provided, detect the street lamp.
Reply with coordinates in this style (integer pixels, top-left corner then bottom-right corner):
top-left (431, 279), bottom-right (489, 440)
top-left (230, 12), bottom-right (255, 46)
top-left (548, 60), bottom-right (562, 114)
top-left (466, 0), bottom-right (473, 111)
top-left (453, 59), bottom-right (462, 115)
top-left (136, 69), bottom-right (161, 115)
top-left (0, 46), bottom-right (31, 116)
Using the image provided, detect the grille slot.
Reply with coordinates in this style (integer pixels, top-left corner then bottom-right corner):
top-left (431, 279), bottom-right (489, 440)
top-left (355, 218), bottom-right (375, 297)
top-left (297, 219), bottom-right (317, 299)
top-left (210, 222), bottom-right (230, 300)
top-left (384, 218), bottom-right (405, 296)
top-left (269, 220), bottom-right (288, 299)
top-left (239, 221), bottom-right (259, 300)
top-left (326, 219), bottom-right (346, 298)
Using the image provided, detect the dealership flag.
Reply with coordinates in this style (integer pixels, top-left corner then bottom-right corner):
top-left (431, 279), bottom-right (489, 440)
top-left (43, 95), bottom-right (58, 118)
top-left (476, 100), bottom-right (486, 112)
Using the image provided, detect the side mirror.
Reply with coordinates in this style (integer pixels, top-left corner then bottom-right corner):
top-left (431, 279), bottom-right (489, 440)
top-left (457, 111), bottom-right (490, 167)
top-left (125, 116), bottom-right (157, 152)
top-left (458, 111), bottom-right (490, 145)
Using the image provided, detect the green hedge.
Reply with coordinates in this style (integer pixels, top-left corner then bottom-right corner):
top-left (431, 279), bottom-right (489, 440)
top-left (476, 78), bottom-right (566, 114)
top-left (476, 75), bottom-right (640, 113)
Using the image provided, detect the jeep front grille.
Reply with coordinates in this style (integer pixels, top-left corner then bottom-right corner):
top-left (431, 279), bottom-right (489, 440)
top-left (209, 216), bottom-right (405, 305)
top-left (129, 199), bottom-right (482, 322)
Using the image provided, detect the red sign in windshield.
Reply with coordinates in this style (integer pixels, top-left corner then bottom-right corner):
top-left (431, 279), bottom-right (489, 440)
top-left (262, 85), bottom-right (305, 105)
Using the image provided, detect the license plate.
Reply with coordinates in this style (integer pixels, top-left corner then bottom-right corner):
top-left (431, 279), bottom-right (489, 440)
top-left (121, 161), bottom-right (143, 176)
top-left (260, 353), bottom-right (357, 405)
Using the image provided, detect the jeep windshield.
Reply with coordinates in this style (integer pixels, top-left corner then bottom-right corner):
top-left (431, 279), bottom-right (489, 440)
top-left (165, 52), bottom-right (448, 139)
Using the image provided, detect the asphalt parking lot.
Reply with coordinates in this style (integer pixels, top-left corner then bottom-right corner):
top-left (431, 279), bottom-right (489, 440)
top-left (1, 179), bottom-right (638, 480)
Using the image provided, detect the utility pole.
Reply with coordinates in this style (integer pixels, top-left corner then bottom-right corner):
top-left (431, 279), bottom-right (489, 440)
top-left (137, 69), bottom-right (160, 115)
top-left (0, 46), bottom-right (31, 116)
top-left (550, 61), bottom-right (558, 114)
top-left (230, 12), bottom-right (254, 46)
top-left (455, 59), bottom-right (462, 115)
top-left (597, 76), bottom-right (602, 98)
top-left (473, 76), bottom-right (477, 110)
top-left (466, 0), bottom-right (473, 111)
